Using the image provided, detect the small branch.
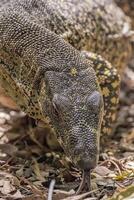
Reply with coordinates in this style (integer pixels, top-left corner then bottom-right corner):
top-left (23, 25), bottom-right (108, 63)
top-left (48, 179), bottom-right (56, 200)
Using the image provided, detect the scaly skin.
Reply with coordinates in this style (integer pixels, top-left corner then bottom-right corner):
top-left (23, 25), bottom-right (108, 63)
top-left (0, 0), bottom-right (133, 192)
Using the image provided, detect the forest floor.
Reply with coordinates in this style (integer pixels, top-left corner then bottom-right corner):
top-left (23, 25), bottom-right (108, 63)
top-left (0, 59), bottom-right (133, 199)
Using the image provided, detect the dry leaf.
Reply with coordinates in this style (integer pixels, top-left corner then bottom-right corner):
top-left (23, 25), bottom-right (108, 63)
top-left (53, 189), bottom-right (75, 200)
top-left (0, 144), bottom-right (18, 156)
top-left (9, 190), bottom-right (24, 199)
top-left (1, 180), bottom-right (15, 194)
top-left (94, 166), bottom-right (113, 176)
top-left (62, 190), bottom-right (97, 200)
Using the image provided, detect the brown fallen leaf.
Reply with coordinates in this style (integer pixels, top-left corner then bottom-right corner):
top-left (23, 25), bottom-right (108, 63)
top-left (62, 189), bottom-right (99, 200)
top-left (0, 144), bottom-right (18, 156)
top-left (20, 195), bottom-right (47, 200)
top-left (53, 189), bottom-right (75, 200)
top-left (94, 166), bottom-right (113, 177)
top-left (8, 190), bottom-right (24, 199)
top-left (0, 171), bottom-right (21, 198)
top-left (0, 180), bottom-right (15, 195)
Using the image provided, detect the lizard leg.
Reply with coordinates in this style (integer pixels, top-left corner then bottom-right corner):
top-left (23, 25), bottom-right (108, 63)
top-left (81, 51), bottom-right (120, 137)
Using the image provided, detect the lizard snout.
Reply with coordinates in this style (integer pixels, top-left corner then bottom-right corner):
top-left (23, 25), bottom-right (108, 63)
top-left (73, 145), bottom-right (98, 170)
top-left (77, 157), bottom-right (97, 170)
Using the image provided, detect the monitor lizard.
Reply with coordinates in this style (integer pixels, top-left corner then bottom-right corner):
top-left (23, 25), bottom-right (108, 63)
top-left (0, 0), bottom-right (133, 193)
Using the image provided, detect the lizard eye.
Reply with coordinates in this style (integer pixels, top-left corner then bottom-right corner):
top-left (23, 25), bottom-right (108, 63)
top-left (86, 91), bottom-right (102, 112)
top-left (52, 94), bottom-right (71, 116)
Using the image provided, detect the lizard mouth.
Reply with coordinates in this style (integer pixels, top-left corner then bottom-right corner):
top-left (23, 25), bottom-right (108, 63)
top-left (77, 156), bottom-right (97, 170)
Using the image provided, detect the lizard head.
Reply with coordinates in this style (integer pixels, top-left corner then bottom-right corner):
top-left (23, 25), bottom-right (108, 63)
top-left (43, 66), bottom-right (104, 170)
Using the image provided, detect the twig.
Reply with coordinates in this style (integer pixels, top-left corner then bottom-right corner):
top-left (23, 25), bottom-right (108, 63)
top-left (28, 128), bottom-right (49, 152)
top-left (99, 159), bottom-right (123, 175)
top-left (115, 181), bottom-right (125, 188)
top-left (47, 179), bottom-right (56, 200)
top-left (0, 156), bottom-right (13, 169)
top-left (109, 160), bottom-right (122, 175)
top-left (19, 176), bottom-right (45, 196)
top-left (63, 189), bottom-right (99, 200)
